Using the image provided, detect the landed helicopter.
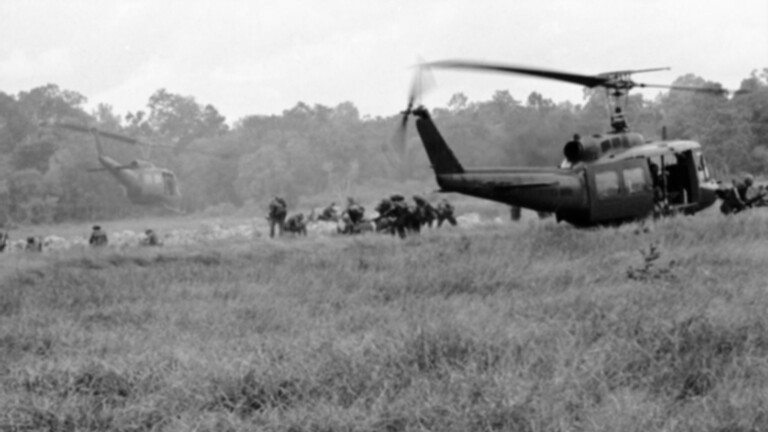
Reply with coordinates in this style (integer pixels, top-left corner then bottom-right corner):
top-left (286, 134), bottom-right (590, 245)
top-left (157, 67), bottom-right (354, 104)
top-left (45, 121), bottom-right (183, 212)
top-left (396, 60), bottom-right (728, 227)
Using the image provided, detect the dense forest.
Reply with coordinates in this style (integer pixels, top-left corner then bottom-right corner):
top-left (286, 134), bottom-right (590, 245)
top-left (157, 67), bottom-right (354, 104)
top-left (0, 68), bottom-right (766, 225)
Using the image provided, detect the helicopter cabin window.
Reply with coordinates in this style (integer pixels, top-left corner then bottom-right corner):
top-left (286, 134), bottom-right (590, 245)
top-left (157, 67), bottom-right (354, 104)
top-left (143, 172), bottom-right (162, 185)
top-left (595, 171), bottom-right (621, 199)
top-left (623, 167), bottom-right (646, 194)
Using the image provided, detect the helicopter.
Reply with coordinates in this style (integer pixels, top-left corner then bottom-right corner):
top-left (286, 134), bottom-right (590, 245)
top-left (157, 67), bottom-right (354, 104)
top-left (46, 121), bottom-right (183, 212)
top-left (396, 60), bottom-right (728, 227)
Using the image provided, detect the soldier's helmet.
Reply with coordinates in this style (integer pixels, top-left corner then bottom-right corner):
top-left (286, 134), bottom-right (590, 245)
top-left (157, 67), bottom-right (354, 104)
top-left (413, 195), bottom-right (425, 204)
top-left (744, 175), bottom-right (754, 187)
top-left (93, 225), bottom-right (101, 231)
top-left (390, 194), bottom-right (405, 202)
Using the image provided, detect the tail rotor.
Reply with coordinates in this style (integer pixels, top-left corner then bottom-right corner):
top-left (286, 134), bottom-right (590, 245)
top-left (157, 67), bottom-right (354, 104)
top-left (391, 63), bottom-right (434, 158)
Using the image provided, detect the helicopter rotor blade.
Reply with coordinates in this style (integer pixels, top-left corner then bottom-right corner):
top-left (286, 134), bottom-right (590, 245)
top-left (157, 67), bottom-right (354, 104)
top-left (426, 60), bottom-right (736, 96)
top-left (598, 67), bottom-right (671, 78)
top-left (635, 82), bottom-right (730, 94)
top-left (392, 64), bottom-right (431, 157)
top-left (425, 59), bottom-right (609, 88)
top-left (46, 120), bottom-right (147, 146)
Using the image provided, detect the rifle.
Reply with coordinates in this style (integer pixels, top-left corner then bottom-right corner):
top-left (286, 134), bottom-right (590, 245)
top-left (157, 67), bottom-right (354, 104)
top-left (734, 191), bottom-right (768, 213)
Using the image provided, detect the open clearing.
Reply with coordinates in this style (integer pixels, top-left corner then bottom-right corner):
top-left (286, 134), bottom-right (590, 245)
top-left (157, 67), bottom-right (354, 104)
top-left (2, 211), bottom-right (768, 431)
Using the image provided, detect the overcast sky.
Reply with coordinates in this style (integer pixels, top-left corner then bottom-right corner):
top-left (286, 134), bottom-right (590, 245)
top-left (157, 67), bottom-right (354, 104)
top-left (1, 0), bottom-right (766, 123)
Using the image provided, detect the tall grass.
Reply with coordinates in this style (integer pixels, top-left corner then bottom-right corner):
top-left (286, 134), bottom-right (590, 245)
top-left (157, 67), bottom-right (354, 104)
top-left (2, 212), bottom-right (768, 431)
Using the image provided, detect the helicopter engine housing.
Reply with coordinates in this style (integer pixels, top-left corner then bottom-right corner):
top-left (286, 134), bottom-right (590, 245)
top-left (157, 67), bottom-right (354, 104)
top-left (563, 139), bottom-right (600, 164)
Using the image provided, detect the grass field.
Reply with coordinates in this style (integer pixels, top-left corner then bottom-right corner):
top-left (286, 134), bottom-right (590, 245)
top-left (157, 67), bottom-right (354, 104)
top-left (2, 209), bottom-right (768, 431)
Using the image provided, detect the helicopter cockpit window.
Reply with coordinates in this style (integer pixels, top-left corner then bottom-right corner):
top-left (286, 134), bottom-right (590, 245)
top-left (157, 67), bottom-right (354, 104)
top-left (697, 153), bottom-right (711, 181)
top-left (623, 167), bottom-right (646, 194)
top-left (595, 171), bottom-right (621, 199)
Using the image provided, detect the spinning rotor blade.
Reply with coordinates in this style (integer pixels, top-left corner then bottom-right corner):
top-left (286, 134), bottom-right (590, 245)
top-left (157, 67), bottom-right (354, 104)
top-left (392, 64), bottom-right (434, 156)
top-left (598, 67), bottom-right (670, 78)
top-left (425, 59), bottom-right (609, 88)
top-left (47, 120), bottom-right (147, 146)
top-left (634, 83), bottom-right (729, 94)
top-left (87, 164), bottom-right (134, 172)
top-left (426, 60), bottom-right (737, 95)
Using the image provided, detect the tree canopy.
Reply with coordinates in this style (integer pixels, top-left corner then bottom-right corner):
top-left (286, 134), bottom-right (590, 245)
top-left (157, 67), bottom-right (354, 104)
top-left (0, 69), bottom-right (766, 225)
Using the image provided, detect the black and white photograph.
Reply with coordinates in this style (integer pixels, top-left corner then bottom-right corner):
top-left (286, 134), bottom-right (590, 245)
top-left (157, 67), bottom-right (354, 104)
top-left (1, 0), bottom-right (767, 430)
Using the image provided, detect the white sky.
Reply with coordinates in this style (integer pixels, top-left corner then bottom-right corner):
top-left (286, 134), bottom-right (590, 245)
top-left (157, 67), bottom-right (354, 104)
top-left (1, 0), bottom-right (766, 123)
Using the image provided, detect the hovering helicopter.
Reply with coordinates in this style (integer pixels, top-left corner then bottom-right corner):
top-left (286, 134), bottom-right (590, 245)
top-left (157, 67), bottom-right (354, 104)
top-left (46, 121), bottom-right (183, 212)
top-left (396, 60), bottom-right (728, 227)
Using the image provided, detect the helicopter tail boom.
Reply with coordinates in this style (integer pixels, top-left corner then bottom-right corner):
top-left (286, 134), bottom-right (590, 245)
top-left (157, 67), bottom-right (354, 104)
top-left (414, 108), bottom-right (464, 175)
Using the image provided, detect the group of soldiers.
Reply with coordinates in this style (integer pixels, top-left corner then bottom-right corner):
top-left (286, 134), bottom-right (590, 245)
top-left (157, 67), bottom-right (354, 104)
top-left (87, 225), bottom-right (162, 247)
top-left (717, 175), bottom-right (768, 215)
top-left (0, 225), bottom-right (162, 253)
top-left (266, 194), bottom-right (457, 239)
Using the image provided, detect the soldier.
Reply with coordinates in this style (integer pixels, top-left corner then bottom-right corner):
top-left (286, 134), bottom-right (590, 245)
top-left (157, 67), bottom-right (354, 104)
top-left (319, 202), bottom-right (338, 221)
top-left (436, 199), bottom-right (457, 227)
top-left (387, 195), bottom-right (411, 238)
top-left (26, 236), bottom-right (43, 252)
top-left (337, 197), bottom-right (364, 234)
top-left (284, 213), bottom-right (308, 236)
top-left (140, 229), bottom-right (161, 246)
top-left (412, 195), bottom-right (437, 228)
top-left (736, 175), bottom-right (759, 203)
top-left (374, 197), bottom-right (395, 233)
top-left (89, 225), bottom-right (108, 247)
top-left (267, 196), bottom-right (288, 238)
top-left (717, 180), bottom-right (746, 215)
top-left (345, 197), bottom-right (365, 225)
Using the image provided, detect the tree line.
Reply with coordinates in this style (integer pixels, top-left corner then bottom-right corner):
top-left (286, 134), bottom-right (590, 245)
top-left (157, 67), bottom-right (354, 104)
top-left (0, 68), bottom-right (766, 225)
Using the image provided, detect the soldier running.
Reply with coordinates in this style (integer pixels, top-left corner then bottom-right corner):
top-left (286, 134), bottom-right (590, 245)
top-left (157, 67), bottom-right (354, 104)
top-left (412, 195), bottom-right (437, 228)
top-left (435, 199), bottom-right (457, 227)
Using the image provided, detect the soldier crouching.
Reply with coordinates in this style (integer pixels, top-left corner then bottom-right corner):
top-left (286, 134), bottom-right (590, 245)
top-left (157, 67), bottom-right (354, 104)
top-left (284, 213), bottom-right (308, 236)
top-left (436, 199), bottom-right (457, 227)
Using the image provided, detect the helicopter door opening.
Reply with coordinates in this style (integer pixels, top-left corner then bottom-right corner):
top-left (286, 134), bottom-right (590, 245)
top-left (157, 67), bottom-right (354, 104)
top-left (651, 151), bottom-right (698, 207)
